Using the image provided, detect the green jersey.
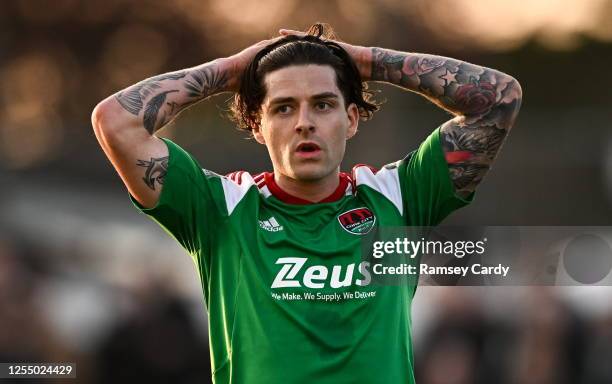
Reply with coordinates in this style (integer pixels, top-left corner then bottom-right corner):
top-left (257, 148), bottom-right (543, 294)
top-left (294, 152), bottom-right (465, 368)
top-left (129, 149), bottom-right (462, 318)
top-left (131, 127), bottom-right (472, 383)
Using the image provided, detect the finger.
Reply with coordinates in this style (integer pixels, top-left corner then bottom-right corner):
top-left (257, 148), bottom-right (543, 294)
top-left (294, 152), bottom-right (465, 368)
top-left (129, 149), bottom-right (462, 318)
top-left (279, 29), bottom-right (304, 36)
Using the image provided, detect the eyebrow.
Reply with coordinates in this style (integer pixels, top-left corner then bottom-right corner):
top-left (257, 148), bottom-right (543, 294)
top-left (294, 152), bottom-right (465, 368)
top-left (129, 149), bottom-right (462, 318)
top-left (267, 92), bottom-right (340, 107)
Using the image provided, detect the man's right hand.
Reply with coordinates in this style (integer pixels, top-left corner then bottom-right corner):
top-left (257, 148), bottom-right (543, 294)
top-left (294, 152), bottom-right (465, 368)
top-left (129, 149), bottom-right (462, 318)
top-left (225, 35), bottom-right (286, 91)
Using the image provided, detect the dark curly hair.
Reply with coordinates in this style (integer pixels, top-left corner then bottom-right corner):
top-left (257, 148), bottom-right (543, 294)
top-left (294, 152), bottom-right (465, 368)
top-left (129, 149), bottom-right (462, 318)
top-left (230, 23), bottom-right (380, 132)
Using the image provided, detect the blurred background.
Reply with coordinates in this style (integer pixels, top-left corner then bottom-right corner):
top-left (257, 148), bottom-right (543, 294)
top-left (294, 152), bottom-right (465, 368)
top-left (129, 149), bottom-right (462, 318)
top-left (1, 0), bottom-right (612, 382)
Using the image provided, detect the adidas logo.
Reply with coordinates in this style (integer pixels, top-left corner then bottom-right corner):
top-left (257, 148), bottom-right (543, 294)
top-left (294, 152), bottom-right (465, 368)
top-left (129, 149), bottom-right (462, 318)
top-left (259, 217), bottom-right (284, 232)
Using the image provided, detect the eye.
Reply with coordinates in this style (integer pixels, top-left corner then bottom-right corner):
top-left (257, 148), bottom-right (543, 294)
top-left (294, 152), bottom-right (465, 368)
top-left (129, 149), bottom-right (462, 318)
top-left (275, 105), bottom-right (293, 114)
top-left (315, 101), bottom-right (333, 111)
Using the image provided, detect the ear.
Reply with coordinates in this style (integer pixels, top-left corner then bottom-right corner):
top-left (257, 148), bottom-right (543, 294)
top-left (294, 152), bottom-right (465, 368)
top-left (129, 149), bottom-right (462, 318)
top-left (346, 103), bottom-right (359, 139)
top-left (252, 125), bottom-right (266, 145)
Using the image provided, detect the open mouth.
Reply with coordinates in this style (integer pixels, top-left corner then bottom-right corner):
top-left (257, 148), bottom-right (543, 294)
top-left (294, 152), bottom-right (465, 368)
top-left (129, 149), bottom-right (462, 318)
top-left (296, 142), bottom-right (321, 153)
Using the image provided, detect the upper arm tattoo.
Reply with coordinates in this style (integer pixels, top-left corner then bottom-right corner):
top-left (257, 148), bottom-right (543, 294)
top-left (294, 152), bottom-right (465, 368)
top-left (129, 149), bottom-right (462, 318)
top-left (136, 156), bottom-right (169, 191)
top-left (440, 76), bottom-right (522, 196)
top-left (371, 48), bottom-right (522, 195)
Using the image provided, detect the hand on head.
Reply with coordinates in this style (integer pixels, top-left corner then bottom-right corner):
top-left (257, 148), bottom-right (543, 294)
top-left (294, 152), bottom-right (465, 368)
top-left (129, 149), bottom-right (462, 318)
top-left (279, 27), bottom-right (370, 81)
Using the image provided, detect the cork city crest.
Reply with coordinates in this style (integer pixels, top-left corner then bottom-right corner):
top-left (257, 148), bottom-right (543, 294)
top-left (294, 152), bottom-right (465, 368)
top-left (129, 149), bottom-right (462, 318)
top-left (338, 207), bottom-right (376, 235)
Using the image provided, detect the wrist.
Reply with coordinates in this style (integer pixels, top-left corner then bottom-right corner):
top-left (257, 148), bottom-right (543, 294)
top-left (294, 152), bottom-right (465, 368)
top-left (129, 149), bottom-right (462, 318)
top-left (357, 46), bottom-right (373, 81)
top-left (215, 56), bottom-right (239, 92)
top-left (342, 43), bottom-right (372, 81)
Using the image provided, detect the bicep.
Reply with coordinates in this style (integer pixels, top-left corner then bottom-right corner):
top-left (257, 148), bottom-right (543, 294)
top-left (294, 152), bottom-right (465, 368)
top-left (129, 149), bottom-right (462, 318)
top-left (108, 134), bottom-right (169, 209)
top-left (440, 82), bottom-right (522, 197)
top-left (398, 128), bottom-right (473, 227)
top-left (92, 100), bottom-right (169, 208)
top-left (439, 116), bottom-right (503, 198)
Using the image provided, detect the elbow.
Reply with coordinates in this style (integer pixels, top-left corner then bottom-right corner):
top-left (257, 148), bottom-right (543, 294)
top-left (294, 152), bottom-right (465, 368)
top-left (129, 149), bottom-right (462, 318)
top-left (91, 98), bottom-right (116, 137)
top-left (91, 101), bottom-right (116, 150)
top-left (500, 76), bottom-right (522, 130)
top-left (494, 71), bottom-right (522, 102)
top-left (91, 97), bottom-right (135, 148)
top-left (509, 77), bottom-right (523, 118)
top-left (509, 77), bottom-right (523, 104)
top-left (499, 75), bottom-right (522, 115)
top-left (91, 104), bottom-right (102, 135)
top-left (91, 98), bottom-right (149, 152)
top-left (503, 75), bottom-right (522, 106)
top-left (91, 96), bottom-right (121, 134)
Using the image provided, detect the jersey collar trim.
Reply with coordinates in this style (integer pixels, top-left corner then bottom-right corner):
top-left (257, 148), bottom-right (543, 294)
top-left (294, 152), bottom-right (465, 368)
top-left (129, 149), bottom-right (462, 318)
top-left (258, 172), bottom-right (352, 205)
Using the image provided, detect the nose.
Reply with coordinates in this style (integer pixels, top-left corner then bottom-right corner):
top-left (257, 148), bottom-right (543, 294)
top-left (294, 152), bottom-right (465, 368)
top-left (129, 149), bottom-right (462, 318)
top-left (294, 105), bottom-right (315, 134)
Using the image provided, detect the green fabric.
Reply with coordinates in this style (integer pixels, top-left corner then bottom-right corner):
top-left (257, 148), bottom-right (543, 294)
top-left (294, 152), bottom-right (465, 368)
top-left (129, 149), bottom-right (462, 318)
top-left (130, 127), bottom-right (473, 383)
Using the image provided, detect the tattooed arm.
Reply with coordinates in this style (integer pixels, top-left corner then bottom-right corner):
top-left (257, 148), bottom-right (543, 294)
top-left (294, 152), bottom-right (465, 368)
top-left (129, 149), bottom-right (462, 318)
top-left (92, 37), bottom-right (281, 208)
top-left (277, 29), bottom-right (521, 196)
top-left (368, 48), bottom-right (522, 197)
top-left (91, 58), bottom-right (233, 208)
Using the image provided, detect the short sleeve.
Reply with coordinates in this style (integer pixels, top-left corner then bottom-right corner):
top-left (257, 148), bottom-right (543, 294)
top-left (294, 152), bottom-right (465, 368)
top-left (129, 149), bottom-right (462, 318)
top-left (397, 127), bottom-right (475, 226)
top-left (129, 138), bottom-right (224, 265)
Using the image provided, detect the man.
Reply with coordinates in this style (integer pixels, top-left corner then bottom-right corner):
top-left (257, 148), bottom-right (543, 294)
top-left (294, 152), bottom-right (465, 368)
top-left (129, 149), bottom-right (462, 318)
top-left (92, 24), bottom-right (521, 384)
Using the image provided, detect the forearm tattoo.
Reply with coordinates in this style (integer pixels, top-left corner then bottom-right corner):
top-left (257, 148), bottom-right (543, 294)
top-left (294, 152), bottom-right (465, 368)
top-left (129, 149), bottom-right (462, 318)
top-left (136, 156), bottom-right (168, 191)
top-left (371, 48), bottom-right (522, 195)
top-left (184, 66), bottom-right (229, 98)
top-left (115, 72), bottom-right (186, 116)
top-left (115, 63), bottom-right (229, 134)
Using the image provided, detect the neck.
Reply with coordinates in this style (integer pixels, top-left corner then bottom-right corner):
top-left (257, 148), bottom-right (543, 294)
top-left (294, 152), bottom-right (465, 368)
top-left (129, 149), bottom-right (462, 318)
top-left (274, 170), bottom-right (340, 203)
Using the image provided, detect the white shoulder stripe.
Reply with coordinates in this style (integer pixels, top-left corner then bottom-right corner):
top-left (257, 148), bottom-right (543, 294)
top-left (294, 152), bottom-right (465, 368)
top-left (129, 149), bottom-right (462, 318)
top-left (345, 182), bottom-right (353, 196)
top-left (354, 164), bottom-right (403, 215)
top-left (221, 172), bottom-right (256, 215)
top-left (259, 184), bottom-right (272, 199)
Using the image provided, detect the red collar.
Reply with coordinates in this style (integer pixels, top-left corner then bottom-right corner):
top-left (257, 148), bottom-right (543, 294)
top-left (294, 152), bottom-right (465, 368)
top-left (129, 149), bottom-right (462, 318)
top-left (259, 172), bottom-right (351, 205)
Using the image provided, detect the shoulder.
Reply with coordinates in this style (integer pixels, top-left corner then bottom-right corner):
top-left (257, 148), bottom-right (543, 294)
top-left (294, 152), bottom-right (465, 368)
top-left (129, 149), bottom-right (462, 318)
top-left (352, 163), bottom-right (403, 214)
